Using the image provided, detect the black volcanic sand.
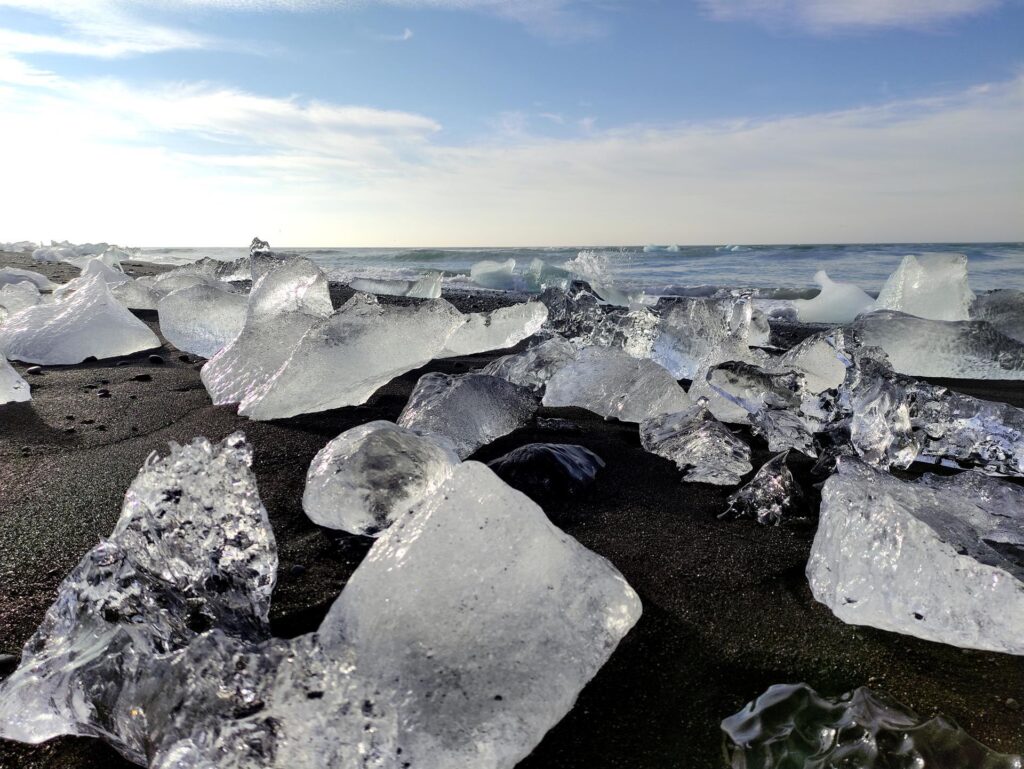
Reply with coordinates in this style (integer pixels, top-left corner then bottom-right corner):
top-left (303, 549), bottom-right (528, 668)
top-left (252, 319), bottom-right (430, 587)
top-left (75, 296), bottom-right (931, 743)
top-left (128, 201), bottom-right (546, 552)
top-left (1, 252), bottom-right (1022, 769)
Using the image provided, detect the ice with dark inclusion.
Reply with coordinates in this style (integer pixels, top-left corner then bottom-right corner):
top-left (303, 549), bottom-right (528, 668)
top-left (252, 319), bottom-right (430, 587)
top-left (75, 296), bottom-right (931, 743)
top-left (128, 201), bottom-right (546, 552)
top-left (972, 289), bottom-right (1024, 343)
top-left (0, 353), bottom-right (30, 403)
top-left (487, 443), bottom-right (605, 514)
top-left (158, 283), bottom-right (248, 359)
top-left (807, 459), bottom-right (1024, 654)
top-left (303, 420), bottom-right (460, 537)
top-left (639, 402), bottom-right (752, 485)
top-left (398, 372), bottom-right (538, 458)
top-left (722, 683), bottom-right (1022, 769)
top-left (723, 452), bottom-right (802, 525)
top-left (482, 334), bottom-right (578, 393)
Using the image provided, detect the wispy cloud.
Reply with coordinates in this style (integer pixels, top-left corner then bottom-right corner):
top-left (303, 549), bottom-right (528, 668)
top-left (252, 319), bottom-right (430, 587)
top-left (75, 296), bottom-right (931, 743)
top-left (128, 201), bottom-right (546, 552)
top-left (374, 27), bottom-right (415, 41)
top-left (700, 0), bottom-right (1004, 31)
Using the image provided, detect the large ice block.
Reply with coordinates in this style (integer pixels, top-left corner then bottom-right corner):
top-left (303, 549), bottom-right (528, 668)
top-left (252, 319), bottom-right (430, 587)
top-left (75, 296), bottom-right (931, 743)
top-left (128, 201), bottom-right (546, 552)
top-left (873, 252), bottom-right (975, 321)
top-left (439, 301), bottom-right (548, 357)
top-left (792, 270), bottom-right (874, 323)
top-left (158, 283), bottom-right (248, 359)
top-left (0, 354), bottom-right (30, 404)
top-left (482, 334), bottom-right (578, 393)
top-left (639, 404), bottom-right (752, 485)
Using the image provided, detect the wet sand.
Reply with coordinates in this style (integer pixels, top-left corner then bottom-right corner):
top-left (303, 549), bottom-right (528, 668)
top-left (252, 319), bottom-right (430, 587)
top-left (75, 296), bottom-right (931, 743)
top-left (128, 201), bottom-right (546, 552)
top-left (1, 252), bottom-right (1022, 768)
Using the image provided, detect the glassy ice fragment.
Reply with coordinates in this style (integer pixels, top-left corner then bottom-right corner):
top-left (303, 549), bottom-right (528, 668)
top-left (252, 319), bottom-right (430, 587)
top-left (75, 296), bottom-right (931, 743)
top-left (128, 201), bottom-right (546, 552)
top-left (0, 267), bottom-right (54, 291)
top-left (52, 258), bottom-right (130, 301)
top-left (873, 252), bottom-right (975, 321)
top-left (439, 301), bottom-right (548, 357)
top-left (481, 335), bottom-right (578, 393)
top-left (487, 443), bottom-right (605, 511)
top-left (470, 258), bottom-right (518, 290)
top-left (0, 353), bottom-right (30, 403)
top-left (640, 404), bottom-right (752, 485)
top-left (540, 284), bottom-right (658, 358)
top-left (0, 280), bottom-right (42, 320)
top-left (723, 452), bottom-right (802, 525)
top-left (158, 284), bottom-right (248, 359)
top-left (349, 272), bottom-right (443, 299)
top-left (303, 420), bottom-right (460, 537)
top-left (398, 372), bottom-right (538, 458)
top-left (792, 270), bottom-right (874, 323)
top-left (972, 289), bottom-right (1024, 343)
top-left (110, 277), bottom-right (158, 310)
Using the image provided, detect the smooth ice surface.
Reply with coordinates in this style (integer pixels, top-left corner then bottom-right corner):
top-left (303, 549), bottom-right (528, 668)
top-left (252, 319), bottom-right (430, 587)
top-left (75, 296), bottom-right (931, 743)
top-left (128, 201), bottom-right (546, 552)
top-left (722, 683), bottom-right (1021, 769)
top-left (0, 354), bottom-right (30, 404)
top-left (54, 259), bottom-right (130, 302)
top-left (873, 252), bottom-right (976, 321)
top-left (792, 270), bottom-right (874, 323)
top-left (640, 404), bottom-right (752, 485)
top-left (303, 421), bottom-right (460, 537)
top-left (349, 272), bottom-right (443, 299)
top-left (323, 461), bottom-right (642, 769)
top-left (724, 452), bottom-right (802, 525)
top-left (470, 258), bottom-right (518, 290)
top-left (111, 277), bottom-right (159, 310)
top-left (0, 274), bottom-right (160, 364)
top-left (0, 267), bottom-right (54, 291)
top-left (973, 289), bottom-right (1024, 343)
top-left (398, 372), bottom-right (538, 458)
top-left (439, 301), bottom-right (548, 357)
top-left (487, 443), bottom-right (605, 511)
top-left (543, 346), bottom-right (690, 423)
top-left (158, 284), bottom-right (248, 359)
top-left (0, 281), bottom-right (42, 320)
top-left (808, 460), bottom-right (1024, 654)
top-left (482, 335), bottom-right (577, 393)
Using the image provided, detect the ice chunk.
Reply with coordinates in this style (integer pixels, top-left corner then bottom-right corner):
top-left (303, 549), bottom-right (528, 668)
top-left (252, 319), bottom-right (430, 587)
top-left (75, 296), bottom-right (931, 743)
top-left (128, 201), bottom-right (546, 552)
top-left (32, 240), bottom-right (109, 264)
top-left (0, 240), bottom-right (36, 253)
top-left (792, 270), bottom-right (874, 323)
top-left (0, 274), bottom-right (160, 364)
top-left (322, 461), bottom-right (642, 769)
top-left (110, 276), bottom-right (158, 310)
top-left (972, 289), bottom-right (1024, 343)
top-left (0, 267), bottom-right (55, 291)
top-left (487, 443), bottom-right (605, 513)
top-left (250, 236), bottom-right (272, 256)
top-left (439, 301), bottom-right (548, 357)
top-left (543, 346), bottom-right (690, 423)
top-left (640, 404), bottom-right (752, 485)
top-left (0, 281), bottom-right (42, 320)
top-left (61, 247), bottom-right (130, 272)
top-left (246, 256), bottom-right (332, 317)
top-left (0, 354), bottom-right (30, 404)
top-left (54, 258), bottom-right (130, 300)
top-left (398, 372), bottom-right (538, 458)
top-left (158, 283), bottom-right (248, 359)
top-left (540, 283), bottom-right (658, 357)
top-left (873, 252), bottom-right (975, 321)
top-left (482, 335), bottom-right (578, 393)
top-left (349, 271), bottom-right (443, 299)
top-left (843, 369), bottom-right (919, 469)
top-left (723, 452), bottom-right (802, 525)
top-left (807, 460), bottom-right (1024, 653)
top-left (470, 258), bottom-right (518, 290)
top-left (773, 329), bottom-right (851, 393)
top-left (722, 682), bottom-right (1021, 769)
top-left (525, 258), bottom-right (570, 291)
top-left (303, 420), bottom-right (460, 537)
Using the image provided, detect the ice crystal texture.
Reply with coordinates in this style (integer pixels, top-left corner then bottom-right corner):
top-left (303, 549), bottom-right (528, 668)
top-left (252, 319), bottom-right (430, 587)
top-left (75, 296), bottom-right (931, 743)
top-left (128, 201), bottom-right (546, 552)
top-left (158, 283), bottom-right (248, 359)
top-left (0, 274), bottom-right (160, 364)
top-left (722, 683), bottom-right (1021, 769)
top-left (724, 452), bottom-right (802, 525)
top-left (873, 252), bottom-right (976, 321)
top-left (0, 353), bottom-right (30, 403)
top-left (807, 460), bottom-right (1024, 654)
top-left (540, 283), bottom-right (658, 357)
top-left (640, 404), bottom-right (752, 485)
top-left (972, 289), bottom-right (1024, 344)
top-left (398, 372), bottom-right (537, 458)
top-left (792, 270), bottom-right (874, 323)
top-left (349, 272), bottom-right (442, 299)
top-left (543, 346), bottom-right (690, 423)
top-left (487, 443), bottom-right (605, 511)
top-left (439, 301), bottom-right (548, 357)
top-left (303, 420), bottom-right (460, 537)
top-left (482, 334), bottom-right (578, 393)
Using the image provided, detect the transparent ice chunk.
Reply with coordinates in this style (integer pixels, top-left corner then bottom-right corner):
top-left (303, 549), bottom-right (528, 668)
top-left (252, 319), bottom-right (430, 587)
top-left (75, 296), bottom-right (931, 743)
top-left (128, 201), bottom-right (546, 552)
top-left (110, 277), bottom-right (159, 310)
top-left (481, 335), bottom-right (578, 393)
top-left (873, 252), bottom-right (976, 321)
top-left (0, 353), bottom-right (30, 404)
top-left (470, 258), bottom-right (518, 290)
top-left (349, 272), bottom-right (443, 299)
top-left (0, 267), bottom-right (55, 291)
top-left (439, 301), bottom-right (548, 357)
top-left (723, 452), bottom-right (802, 525)
top-left (639, 403), bottom-right (752, 485)
top-left (0, 280), bottom-right (42, 320)
top-left (540, 284), bottom-right (658, 358)
top-left (792, 270), bottom-right (874, 323)
top-left (158, 283), bottom-right (248, 359)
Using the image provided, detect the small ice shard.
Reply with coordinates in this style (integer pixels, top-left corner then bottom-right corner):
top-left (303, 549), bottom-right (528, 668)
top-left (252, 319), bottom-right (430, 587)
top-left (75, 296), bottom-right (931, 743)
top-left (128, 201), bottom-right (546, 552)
top-left (158, 284), bottom-right (248, 359)
top-left (398, 372), bottom-right (538, 458)
top-left (61, 247), bottom-right (129, 272)
top-left (540, 283), bottom-right (658, 357)
top-left (972, 289), bottom-right (1024, 343)
top-left (722, 683), bottom-right (1022, 769)
top-left (110, 276), bottom-right (158, 310)
top-left (322, 460), bottom-right (642, 769)
top-left (807, 460), bottom-right (1024, 654)
top-left (482, 334), bottom-right (578, 393)
top-left (0, 280), bottom-right (42, 320)
top-left (792, 270), bottom-right (874, 323)
top-left (0, 267), bottom-right (54, 291)
top-left (303, 420), bottom-right (460, 537)
top-left (723, 452), bottom-right (802, 525)
top-left (487, 443), bottom-right (605, 513)
top-left (543, 346), bottom-right (690, 423)
top-left (0, 274), bottom-right (160, 364)
top-left (873, 252), bottom-right (976, 321)
top-left (470, 258), bottom-right (518, 290)
top-left (439, 301), bottom-right (548, 357)
top-left (851, 310), bottom-right (1024, 379)
top-left (349, 271), bottom-right (443, 299)
top-left (0, 354), bottom-right (30, 404)
top-left (640, 403), bottom-right (752, 485)
top-left (525, 257), bottom-right (570, 291)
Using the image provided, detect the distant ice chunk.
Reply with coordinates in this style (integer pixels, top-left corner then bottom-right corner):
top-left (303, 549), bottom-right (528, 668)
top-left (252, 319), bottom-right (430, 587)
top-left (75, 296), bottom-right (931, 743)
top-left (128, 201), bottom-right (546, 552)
top-left (723, 452), bottom-right (802, 525)
top-left (439, 301), bottom-right (548, 357)
top-left (470, 258), bottom-right (518, 290)
top-left (525, 258), bottom-right (571, 291)
top-left (0, 274), bottom-right (160, 364)
top-left (640, 403), bottom-right (752, 485)
top-left (487, 443), bottom-right (605, 513)
top-left (322, 461), bottom-right (642, 769)
top-left (0, 240), bottom-right (36, 253)
top-left (61, 247), bottom-right (130, 272)
top-left (349, 271), bottom-right (443, 299)
top-left (482, 335), bottom-right (578, 393)
top-left (807, 460), bottom-right (1024, 654)
top-left (158, 283), bottom-right (249, 359)
top-left (32, 241), bottom-right (110, 264)
top-left (793, 270), bottom-right (874, 323)
top-left (873, 252), bottom-right (975, 321)
top-left (972, 289), bottom-right (1024, 343)
top-left (0, 267), bottom-right (55, 291)
top-left (303, 420), bottom-right (460, 537)
top-left (0, 281), bottom-right (42, 321)
top-left (398, 372), bottom-right (538, 458)
top-left (0, 354), bottom-right (30, 404)
top-left (543, 346), bottom-right (690, 423)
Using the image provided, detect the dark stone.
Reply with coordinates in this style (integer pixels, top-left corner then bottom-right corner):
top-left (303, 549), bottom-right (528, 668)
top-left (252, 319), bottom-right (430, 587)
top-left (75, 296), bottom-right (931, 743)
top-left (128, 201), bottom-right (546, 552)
top-left (148, 354), bottom-right (165, 364)
top-left (133, 374), bottom-right (152, 382)
top-left (487, 443), bottom-right (605, 524)
top-left (97, 389), bottom-right (111, 398)
top-left (25, 366), bottom-right (42, 375)
top-left (0, 654), bottom-right (18, 678)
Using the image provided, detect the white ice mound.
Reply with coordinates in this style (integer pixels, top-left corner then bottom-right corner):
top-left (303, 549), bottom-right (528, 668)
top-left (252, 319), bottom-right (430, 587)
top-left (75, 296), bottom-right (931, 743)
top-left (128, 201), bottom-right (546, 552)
top-left (158, 284), bottom-right (248, 359)
top-left (482, 335), bottom-right (578, 393)
top-left (322, 461), bottom-right (642, 769)
top-left (349, 272), bottom-right (443, 299)
top-left (873, 253), bottom-right (975, 321)
top-left (639, 403), bottom-right (752, 485)
top-left (439, 301), bottom-right (548, 357)
top-left (0, 267), bottom-right (54, 291)
top-left (0, 354), bottom-right (30, 404)
top-left (0, 274), bottom-right (160, 364)
top-left (0, 281), bottom-right (42, 322)
top-left (807, 460), bottom-right (1024, 654)
top-left (470, 258), bottom-right (518, 290)
top-left (793, 270), bottom-right (874, 323)
top-left (398, 372), bottom-right (538, 458)
top-left (303, 420), bottom-right (460, 537)
top-left (32, 240), bottom-right (110, 263)
top-left (543, 346), bottom-right (690, 423)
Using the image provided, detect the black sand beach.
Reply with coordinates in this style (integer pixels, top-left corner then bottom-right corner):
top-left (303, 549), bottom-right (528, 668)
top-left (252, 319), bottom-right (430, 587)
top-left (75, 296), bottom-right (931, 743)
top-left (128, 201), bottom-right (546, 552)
top-left (1, 252), bottom-right (1022, 769)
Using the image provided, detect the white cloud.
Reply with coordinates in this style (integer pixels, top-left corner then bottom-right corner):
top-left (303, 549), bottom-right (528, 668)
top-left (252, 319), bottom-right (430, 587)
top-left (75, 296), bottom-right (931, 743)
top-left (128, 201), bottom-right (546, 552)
top-left (374, 27), bottom-right (415, 41)
top-left (700, 0), bottom-right (1004, 30)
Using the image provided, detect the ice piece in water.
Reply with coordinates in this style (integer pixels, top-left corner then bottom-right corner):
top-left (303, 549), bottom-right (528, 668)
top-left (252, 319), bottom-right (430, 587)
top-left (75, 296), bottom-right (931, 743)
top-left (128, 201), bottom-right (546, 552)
top-left (525, 257), bottom-right (570, 291)
top-left (158, 283), bottom-right (248, 359)
top-left (972, 289), bottom-right (1024, 343)
top-left (303, 420), bottom-right (460, 537)
top-left (110, 276), bottom-right (158, 310)
top-left (0, 274), bottom-right (160, 364)
top-left (792, 270), bottom-right (874, 323)
top-left (321, 461), bottom-right (642, 769)
top-left (543, 346), bottom-right (690, 423)
top-left (349, 271), bottom-right (443, 299)
top-left (722, 682), bottom-right (1022, 769)
top-left (0, 281), bottom-right (42, 320)
top-left (0, 354), bottom-right (30, 404)
top-left (398, 372), bottom-right (538, 458)
top-left (723, 452), bottom-right (802, 525)
top-left (487, 443), bottom-right (605, 514)
top-left (482, 334), bottom-right (578, 393)
top-left (0, 267), bottom-right (54, 291)
top-left (439, 301), bottom-right (548, 357)
top-left (640, 404), bottom-right (752, 485)
top-left (470, 258), bottom-right (518, 290)
top-left (873, 252), bottom-right (976, 321)
top-left (807, 459), bottom-right (1024, 654)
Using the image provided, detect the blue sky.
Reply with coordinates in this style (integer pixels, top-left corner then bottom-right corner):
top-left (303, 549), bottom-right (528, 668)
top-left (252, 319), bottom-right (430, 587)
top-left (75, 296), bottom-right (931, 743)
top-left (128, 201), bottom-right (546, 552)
top-left (0, 0), bottom-right (1021, 246)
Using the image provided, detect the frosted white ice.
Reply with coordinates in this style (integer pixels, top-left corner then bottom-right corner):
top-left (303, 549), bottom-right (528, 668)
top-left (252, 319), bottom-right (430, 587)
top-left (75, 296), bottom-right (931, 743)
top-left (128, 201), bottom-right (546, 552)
top-left (873, 253), bottom-right (975, 321)
top-left (0, 267), bottom-right (54, 291)
top-left (158, 284), bottom-right (248, 359)
top-left (439, 301), bottom-right (548, 357)
top-left (0, 354), bottom-right (30, 404)
top-left (793, 270), bottom-right (874, 323)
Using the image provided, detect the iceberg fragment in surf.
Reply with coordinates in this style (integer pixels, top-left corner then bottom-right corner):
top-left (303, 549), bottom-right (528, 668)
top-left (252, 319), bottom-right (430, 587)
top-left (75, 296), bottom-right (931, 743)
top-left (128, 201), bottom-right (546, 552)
top-left (0, 274), bottom-right (160, 364)
top-left (439, 301), bottom-right (548, 357)
top-left (470, 258), bottom-right (518, 290)
top-left (639, 403), bottom-right (752, 485)
top-left (398, 372), bottom-right (538, 458)
top-left (873, 252), bottom-right (975, 321)
top-left (349, 272), bottom-right (443, 299)
top-left (158, 283), bottom-right (249, 359)
top-left (807, 460), bottom-right (1024, 654)
top-left (723, 452), bottom-right (802, 525)
top-left (792, 270), bottom-right (874, 323)
top-left (0, 354), bottom-right (30, 404)
top-left (482, 335), bottom-right (578, 393)
top-left (303, 420), bottom-right (460, 537)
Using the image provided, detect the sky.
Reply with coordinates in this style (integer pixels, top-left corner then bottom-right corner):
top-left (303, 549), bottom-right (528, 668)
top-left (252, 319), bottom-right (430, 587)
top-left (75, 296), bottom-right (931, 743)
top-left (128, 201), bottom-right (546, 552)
top-left (0, 0), bottom-right (1022, 247)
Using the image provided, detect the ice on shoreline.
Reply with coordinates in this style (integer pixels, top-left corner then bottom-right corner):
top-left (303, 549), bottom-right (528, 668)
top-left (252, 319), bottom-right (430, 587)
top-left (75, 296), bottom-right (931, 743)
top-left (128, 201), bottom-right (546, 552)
top-left (640, 403), bottom-right (752, 485)
top-left (0, 353), bottom-right (31, 404)
top-left (793, 270), bottom-right (874, 323)
top-left (873, 252), bottom-right (975, 321)
top-left (158, 283), bottom-right (248, 359)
